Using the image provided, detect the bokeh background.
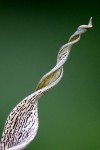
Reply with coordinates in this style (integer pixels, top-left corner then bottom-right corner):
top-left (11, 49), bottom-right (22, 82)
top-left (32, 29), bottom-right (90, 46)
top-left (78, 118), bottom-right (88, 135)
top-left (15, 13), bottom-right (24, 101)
top-left (0, 1), bottom-right (100, 150)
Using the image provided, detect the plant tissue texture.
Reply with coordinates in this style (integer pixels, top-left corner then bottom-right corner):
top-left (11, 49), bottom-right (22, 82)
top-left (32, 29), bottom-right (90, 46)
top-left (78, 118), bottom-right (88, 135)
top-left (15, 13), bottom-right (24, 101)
top-left (0, 18), bottom-right (92, 150)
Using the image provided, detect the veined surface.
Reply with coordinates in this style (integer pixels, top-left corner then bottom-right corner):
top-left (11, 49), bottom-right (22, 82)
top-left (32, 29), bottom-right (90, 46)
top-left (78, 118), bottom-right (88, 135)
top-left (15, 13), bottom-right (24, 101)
top-left (0, 18), bottom-right (92, 150)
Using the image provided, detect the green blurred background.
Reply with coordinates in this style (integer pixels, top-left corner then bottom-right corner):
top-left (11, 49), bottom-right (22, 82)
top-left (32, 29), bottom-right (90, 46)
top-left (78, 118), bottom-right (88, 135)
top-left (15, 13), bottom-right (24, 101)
top-left (0, 1), bottom-right (100, 150)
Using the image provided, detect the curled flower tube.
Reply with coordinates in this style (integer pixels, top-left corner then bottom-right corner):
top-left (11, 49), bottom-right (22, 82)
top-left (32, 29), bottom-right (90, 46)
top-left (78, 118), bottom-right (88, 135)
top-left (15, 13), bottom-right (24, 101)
top-left (0, 18), bottom-right (92, 150)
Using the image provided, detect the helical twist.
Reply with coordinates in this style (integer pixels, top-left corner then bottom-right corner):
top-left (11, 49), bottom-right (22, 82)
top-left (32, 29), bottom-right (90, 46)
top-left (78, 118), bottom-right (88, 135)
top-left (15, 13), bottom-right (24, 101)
top-left (0, 18), bottom-right (92, 150)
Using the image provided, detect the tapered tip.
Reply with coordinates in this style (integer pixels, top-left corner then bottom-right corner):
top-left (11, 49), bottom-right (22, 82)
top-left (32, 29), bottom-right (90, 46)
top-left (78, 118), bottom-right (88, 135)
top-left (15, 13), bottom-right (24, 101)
top-left (88, 17), bottom-right (93, 28)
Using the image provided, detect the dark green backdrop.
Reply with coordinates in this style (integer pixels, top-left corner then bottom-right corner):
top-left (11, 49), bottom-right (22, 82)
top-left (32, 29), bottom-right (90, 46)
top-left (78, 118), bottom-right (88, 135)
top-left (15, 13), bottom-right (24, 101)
top-left (0, 1), bottom-right (100, 150)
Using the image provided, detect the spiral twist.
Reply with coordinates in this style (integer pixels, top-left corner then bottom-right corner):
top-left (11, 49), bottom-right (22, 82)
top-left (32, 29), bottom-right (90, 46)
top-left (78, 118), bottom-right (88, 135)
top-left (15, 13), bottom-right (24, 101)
top-left (0, 18), bottom-right (92, 150)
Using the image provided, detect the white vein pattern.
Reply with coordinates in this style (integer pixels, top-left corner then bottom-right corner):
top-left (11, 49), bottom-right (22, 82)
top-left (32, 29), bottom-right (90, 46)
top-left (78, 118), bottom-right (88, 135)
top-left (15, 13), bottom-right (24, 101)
top-left (0, 18), bottom-right (92, 150)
